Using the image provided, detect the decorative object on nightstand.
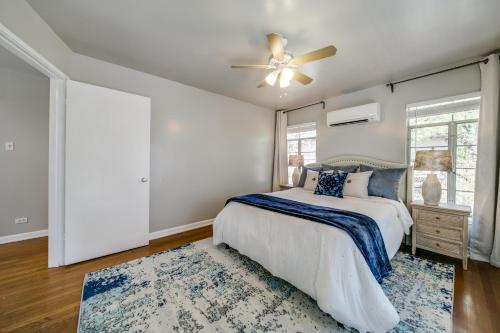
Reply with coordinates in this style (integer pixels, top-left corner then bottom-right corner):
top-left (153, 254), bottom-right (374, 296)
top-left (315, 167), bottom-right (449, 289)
top-left (288, 154), bottom-right (304, 187)
top-left (411, 201), bottom-right (471, 269)
top-left (414, 150), bottom-right (452, 206)
top-left (279, 184), bottom-right (294, 191)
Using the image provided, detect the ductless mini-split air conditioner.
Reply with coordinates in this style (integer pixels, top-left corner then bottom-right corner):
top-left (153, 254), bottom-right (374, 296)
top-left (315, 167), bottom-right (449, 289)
top-left (327, 102), bottom-right (381, 127)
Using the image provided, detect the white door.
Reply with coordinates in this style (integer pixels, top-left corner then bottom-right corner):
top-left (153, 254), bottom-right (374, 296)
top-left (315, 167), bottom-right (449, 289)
top-left (65, 80), bottom-right (150, 265)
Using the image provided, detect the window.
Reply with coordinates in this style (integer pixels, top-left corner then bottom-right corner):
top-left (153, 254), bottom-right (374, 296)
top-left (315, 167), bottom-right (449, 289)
top-left (287, 122), bottom-right (317, 184)
top-left (407, 93), bottom-right (480, 208)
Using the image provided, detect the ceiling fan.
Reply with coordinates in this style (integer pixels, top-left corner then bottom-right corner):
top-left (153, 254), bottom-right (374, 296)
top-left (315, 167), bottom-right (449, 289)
top-left (231, 33), bottom-right (337, 88)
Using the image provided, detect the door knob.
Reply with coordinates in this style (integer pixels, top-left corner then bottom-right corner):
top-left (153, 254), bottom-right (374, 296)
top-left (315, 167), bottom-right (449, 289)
top-left (141, 177), bottom-right (149, 183)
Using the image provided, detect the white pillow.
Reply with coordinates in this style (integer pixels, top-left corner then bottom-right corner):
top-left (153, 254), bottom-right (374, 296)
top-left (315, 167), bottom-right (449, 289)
top-left (303, 170), bottom-right (320, 191)
top-left (343, 171), bottom-right (373, 198)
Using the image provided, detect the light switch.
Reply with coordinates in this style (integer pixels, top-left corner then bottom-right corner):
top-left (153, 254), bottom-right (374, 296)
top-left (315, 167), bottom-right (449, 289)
top-left (5, 142), bottom-right (14, 151)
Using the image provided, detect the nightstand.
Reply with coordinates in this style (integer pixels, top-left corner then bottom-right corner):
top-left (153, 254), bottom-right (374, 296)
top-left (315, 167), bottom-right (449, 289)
top-left (411, 201), bottom-right (471, 269)
top-left (279, 184), bottom-right (294, 191)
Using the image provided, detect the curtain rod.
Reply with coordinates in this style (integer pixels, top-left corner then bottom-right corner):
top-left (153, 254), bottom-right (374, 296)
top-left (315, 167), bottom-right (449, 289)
top-left (387, 57), bottom-right (492, 93)
top-left (277, 101), bottom-right (326, 114)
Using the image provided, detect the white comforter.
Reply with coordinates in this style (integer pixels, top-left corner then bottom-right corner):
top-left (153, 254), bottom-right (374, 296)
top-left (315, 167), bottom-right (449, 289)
top-left (213, 188), bottom-right (413, 333)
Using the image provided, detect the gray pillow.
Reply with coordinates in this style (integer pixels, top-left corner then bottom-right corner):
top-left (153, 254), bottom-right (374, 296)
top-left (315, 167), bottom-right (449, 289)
top-left (322, 164), bottom-right (359, 173)
top-left (297, 166), bottom-right (322, 187)
top-left (359, 165), bottom-right (407, 201)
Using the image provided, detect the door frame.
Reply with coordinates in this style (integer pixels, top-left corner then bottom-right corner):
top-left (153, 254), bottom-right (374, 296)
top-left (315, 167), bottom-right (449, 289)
top-left (0, 22), bottom-right (67, 267)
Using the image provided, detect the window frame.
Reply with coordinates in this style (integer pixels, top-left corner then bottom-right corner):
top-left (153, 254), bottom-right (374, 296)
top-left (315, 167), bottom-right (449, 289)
top-left (407, 118), bottom-right (478, 204)
top-left (406, 92), bottom-right (480, 206)
top-left (287, 122), bottom-right (317, 183)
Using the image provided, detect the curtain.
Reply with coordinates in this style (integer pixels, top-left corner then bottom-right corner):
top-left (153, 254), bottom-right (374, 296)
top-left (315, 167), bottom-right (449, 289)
top-left (470, 54), bottom-right (500, 266)
top-left (272, 111), bottom-right (288, 191)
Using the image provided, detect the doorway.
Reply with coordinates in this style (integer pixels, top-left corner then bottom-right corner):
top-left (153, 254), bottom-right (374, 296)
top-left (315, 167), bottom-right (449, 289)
top-left (0, 24), bottom-right (66, 267)
top-left (0, 44), bottom-right (50, 246)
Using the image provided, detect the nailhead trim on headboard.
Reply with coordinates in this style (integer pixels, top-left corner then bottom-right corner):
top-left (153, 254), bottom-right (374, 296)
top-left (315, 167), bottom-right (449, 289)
top-left (307, 155), bottom-right (413, 206)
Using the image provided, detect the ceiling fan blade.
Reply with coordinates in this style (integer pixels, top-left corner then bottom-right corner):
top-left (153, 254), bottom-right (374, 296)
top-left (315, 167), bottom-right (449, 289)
top-left (290, 45), bottom-right (337, 65)
top-left (267, 33), bottom-right (285, 61)
top-left (257, 80), bottom-right (269, 88)
top-left (293, 71), bottom-right (313, 85)
top-left (231, 65), bottom-right (273, 69)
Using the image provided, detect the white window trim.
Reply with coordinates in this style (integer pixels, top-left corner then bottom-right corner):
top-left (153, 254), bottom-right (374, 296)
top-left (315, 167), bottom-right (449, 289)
top-left (406, 92), bottom-right (480, 111)
top-left (287, 123), bottom-right (317, 183)
top-left (406, 92), bottom-right (480, 205)
top-left (287, 122), bottom-right (317, 158)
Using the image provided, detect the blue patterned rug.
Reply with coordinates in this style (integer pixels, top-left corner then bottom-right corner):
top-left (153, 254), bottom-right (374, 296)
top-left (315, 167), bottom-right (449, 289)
top-left (78, 239), bottom-right (454, 332)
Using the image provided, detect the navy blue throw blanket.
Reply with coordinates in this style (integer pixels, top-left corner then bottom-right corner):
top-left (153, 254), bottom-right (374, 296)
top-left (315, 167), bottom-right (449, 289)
top-left (226, 194), bottom-right (392, 283)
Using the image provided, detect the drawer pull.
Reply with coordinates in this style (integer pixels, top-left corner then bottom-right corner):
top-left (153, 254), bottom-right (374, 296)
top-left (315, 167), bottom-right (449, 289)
top-left (435, 216), bottom-right (440, 220)
top-left (417, 234), bottom-right (461, 255)
top-left (436, 229), bottom-right (440, 234)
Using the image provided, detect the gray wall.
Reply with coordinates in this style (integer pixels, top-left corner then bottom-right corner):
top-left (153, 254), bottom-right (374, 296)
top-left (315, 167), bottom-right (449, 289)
top-left (288, 65), bottom-right (481, 163)
top-left (69, 53), bottom-right (275, 232)
top-left (0, 0), bottom-right (72, 74)
top-left (0, 55), bottom-right (49, 237)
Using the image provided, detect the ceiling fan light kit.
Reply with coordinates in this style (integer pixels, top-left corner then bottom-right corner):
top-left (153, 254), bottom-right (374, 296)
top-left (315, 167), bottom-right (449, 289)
top-left (265, 70), bottom-right (279, 86)
top-left (231, 33), bottom-right (337, 89)
top-left (280, 67), bottom-right (294, 88)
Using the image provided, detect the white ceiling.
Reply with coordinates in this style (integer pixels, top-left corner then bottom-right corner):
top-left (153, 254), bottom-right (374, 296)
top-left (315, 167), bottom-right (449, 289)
top-left (28, 0), bottom-right (500, 109)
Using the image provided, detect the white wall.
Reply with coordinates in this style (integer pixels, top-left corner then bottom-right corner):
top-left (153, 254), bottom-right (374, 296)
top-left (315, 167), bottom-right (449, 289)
top-left (288, 65), bottom-right (481, 163)
top-left (69, 53), bottom-right (275, 232)
top-left (0, 1), bottom-right (481, 235)
top-left (0, 5), bottom-right (275, 235)
top-left (0, 57), bottom-right (49, 237)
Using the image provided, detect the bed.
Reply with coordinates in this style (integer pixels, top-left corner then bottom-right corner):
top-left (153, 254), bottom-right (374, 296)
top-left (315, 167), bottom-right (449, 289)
top-left (213, 155), bottom-right (414, 333)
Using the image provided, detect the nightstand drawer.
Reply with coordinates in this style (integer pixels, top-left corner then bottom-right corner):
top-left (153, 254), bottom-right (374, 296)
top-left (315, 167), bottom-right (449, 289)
top-left (417, 210), bottom-right (463, 229)
top-left (417, 234), bottom-right (461, 256)
top-left (417, 224), bottom-right (462, 241)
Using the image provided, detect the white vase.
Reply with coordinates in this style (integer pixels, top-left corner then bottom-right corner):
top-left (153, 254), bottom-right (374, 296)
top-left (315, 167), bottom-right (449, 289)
top-left (422, 173), bottom-right (442, 206)
top-left (291, 167), bottom-right (301, 187)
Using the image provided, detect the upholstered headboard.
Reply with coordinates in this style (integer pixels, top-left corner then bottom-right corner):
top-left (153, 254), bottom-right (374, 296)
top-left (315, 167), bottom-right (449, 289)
top-left (306, 155), bottom-right (413, 206)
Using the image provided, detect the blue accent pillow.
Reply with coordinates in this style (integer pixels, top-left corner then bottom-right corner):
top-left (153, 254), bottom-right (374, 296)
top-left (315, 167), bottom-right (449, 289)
top-left (359, 165), bottom-right (407, 201)
top-left (314, 171), bottom-right (348, 198)
top-left (298, 165), bottom-right (358, 187)
top-left (322, 164), bottom-right (359, 173)
top-left (298, 166), bottom-right (322, 187)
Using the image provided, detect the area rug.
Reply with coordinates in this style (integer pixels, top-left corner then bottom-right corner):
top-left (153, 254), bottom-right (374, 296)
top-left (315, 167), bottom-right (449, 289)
top-left (78, 239), bottom-right (454, 332)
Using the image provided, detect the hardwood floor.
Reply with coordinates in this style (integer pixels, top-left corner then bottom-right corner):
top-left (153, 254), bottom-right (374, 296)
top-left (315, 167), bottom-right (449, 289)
top-left (0, 226), bottom-right (498, 332)
top-left (401, 246), bottom-right (500, 333)
top-left (0, 226), bottom-right (212, 333)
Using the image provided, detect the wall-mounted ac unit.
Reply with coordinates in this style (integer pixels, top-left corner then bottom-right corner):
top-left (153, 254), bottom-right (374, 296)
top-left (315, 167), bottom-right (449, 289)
top-left (327, 102), bottom-right (381, 127)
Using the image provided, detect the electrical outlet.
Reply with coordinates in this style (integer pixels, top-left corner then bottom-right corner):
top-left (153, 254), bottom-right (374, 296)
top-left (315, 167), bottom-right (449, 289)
top-left (5, 142), bottom-right (14, 151)
top-left (15, 217), bottom-right (28, 224)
